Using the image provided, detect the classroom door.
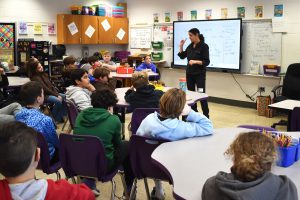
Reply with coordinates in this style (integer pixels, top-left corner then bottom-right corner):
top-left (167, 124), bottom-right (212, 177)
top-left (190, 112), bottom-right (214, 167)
top-left (113, 18), bottom-right (129, 44)
top-left (98, 17), bottom-right (114, 44)
top-left (81, 16), bottom-right (98, 44)
top-left (57, 14), bottom-right (82, 44)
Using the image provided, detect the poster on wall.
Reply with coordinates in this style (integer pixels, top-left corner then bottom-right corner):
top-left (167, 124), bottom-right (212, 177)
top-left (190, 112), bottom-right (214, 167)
top-left (177, 11), bottom-right (183, 21)
top-left (19, 22), bottom-right (28, 35)
top-left (191, 10), bottom-right (197, 20)
top-left (67, 22), bottom-right (79, 35)
top-left (165, 12), bottom-right (171, 22)
top-left (255, 6), bottom-right (263, 18)
top-left (221, 8), bottom-right (228, 19)
top-left (274, 4), bottom-right (283, 17)
top-left (237, 7), bottom-right (245, 18)
top-left (0, 23), bottom-right (15, 65)
top-left (33, 23), bottom-right (43, 35)
top-left (153, 13), bottom-right (159, 23)
top-left (48, 23), bottom-right (55, 35)
top-left (205, 9), bottom-right (212, 20)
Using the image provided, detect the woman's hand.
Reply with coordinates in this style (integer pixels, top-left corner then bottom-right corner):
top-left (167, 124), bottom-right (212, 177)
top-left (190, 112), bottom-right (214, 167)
top-left (179, 39), bottom-right (186, 48)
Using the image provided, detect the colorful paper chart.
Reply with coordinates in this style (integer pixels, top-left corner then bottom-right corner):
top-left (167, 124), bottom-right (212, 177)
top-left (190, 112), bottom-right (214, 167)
top-left (0, 24), bottom-right (14, 48)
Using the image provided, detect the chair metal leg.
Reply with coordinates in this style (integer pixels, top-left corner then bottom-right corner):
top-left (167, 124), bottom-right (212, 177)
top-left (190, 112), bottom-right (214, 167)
top-left (119, 171), bottom-right (130, 199)
top-left (111, 180), bottom-right (116, 200)
top-left (129, 179), bottom-right (137, 200)
top-left (61, 119), bottom-right (68, 131)
top-left (56, 171), bottom-right (61, 180)
top-left (144, 178), bottom-right (151, 200)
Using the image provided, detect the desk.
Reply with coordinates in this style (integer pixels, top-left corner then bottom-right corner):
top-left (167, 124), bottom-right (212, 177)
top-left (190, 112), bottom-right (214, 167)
top-left (151, 128), bottom-right (300, 200)
top-left (115, 87), bottom-right (208, 139)
top-left (110, 71), bottom-right (159, 87)
top-left (269, 100), bottom-right (300, 130)
top-left (7, 77), bottom-right (30, 87)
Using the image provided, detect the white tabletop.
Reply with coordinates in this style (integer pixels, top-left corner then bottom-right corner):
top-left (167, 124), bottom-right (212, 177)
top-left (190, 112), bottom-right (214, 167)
top-left (110, 71), bottom-right (159, 78)
top-left (7, 76), bottom-right (30, 87)
top-left (115, 87), bottom-right (208, 107)
top-left (269, 100), bottom-right (300, 111)
top-left (151, 128), bottom-right (300, 200)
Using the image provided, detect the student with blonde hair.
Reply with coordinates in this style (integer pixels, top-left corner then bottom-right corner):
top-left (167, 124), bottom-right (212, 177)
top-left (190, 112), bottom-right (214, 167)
top-left (202, 132), bottom-right (298, 200)
top-left (101, 51), bottom-right (117, 71)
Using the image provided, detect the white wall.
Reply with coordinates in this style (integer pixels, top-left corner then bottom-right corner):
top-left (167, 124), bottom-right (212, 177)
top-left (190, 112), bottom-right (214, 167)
top-left (0, 0), bottom-right (126, 58)
top-left (127, 0), bottom-right (299, 102)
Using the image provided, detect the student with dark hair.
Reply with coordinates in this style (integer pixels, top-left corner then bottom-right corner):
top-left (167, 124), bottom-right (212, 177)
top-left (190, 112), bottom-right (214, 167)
top-left (15, 81), bottom-right (59, 160)
top-left (202, 132), bottom-right (298, 200)
top-left (136, 55), bottom-right (157, 73)
top-left (26, 58), bottom-right (66, 123)
top-left (178, 28), bottom-right (210, 118)
top-left (74, 89), bottom-right (134, 195)
top-left (0, 121), bottom-right (95, 200)
top-left (87, 56), bottom-right (102, 82)
top-left (92, 67), bottom-right (117, 91)
top-left (66, 69), bottom-right (95, 111)
top-left (62, 56), bottom-right (77, 88)
top-left (124, 71), bottom-right (163, 112)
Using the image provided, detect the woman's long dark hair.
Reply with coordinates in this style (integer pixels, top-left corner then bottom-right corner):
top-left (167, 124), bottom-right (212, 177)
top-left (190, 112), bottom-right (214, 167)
top-left (189, 28), bottom-right (205, 42)
top-left (26, 58), bottom-right (40, 78)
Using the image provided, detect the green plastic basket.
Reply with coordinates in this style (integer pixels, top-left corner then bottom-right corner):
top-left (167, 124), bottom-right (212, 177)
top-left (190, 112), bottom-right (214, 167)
top-left (151, 52), bottom-right (163, 61)
top-left (152, 42), bottom-right (164, 49)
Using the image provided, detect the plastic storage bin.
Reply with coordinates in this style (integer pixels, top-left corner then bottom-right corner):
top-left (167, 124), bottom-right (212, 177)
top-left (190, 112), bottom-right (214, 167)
top-left (295, 143), bottom-right (300, 161)
top-left (151, 52), bottom-right (163, 61)
top-left (70, 6), bottom-right (82, 15)
top-left (152, 42), bottom-right (164, 49)
top-left (276, 145), bottom-right (297, 167)
top-left (263, 65), bottom-right (281, 76)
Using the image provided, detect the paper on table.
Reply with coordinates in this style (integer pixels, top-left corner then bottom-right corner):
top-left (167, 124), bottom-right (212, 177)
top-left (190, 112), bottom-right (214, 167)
top-left (101, 19), bottom-right (111, 31)
top-left (272, 18), bottom-right (288, 33)
top-left (116, 28), bottom-right (126, 40)
top-left (85, 25), bottom-right (95, 38)
top-left (67, 22), bottom-right (79, 35)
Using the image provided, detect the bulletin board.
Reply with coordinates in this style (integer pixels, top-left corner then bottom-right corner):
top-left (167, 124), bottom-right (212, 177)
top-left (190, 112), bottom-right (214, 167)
top-left (130, 26), bottom-right (153, 49)
top-left (0, 23), bottom-right (16, 65)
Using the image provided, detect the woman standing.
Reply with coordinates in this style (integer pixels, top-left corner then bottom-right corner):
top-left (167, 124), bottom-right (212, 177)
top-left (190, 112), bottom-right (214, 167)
top-left (178, 28), bottom-right (210, 118)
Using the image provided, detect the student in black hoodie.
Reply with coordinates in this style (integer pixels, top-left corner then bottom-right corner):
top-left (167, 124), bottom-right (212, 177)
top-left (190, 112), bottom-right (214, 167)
top-left (125, 71), bottom-right (163, 112)
top-left (202, 132), bottom-right (298, 200)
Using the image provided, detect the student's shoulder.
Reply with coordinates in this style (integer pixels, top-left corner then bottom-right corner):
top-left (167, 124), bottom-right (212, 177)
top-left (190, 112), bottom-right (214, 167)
top-left (110, 114), bottom-right (121, 124)
top-left (46, 179), bottom-right (94, 200)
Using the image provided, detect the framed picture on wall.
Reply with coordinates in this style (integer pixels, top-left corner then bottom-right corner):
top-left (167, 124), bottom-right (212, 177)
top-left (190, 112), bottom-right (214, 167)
top-left (255, 5), bottom-right (263, 18)
top-left (0, 23), bottom-right (16, 66)
top-left (237, 7), bottom-right (245, 18)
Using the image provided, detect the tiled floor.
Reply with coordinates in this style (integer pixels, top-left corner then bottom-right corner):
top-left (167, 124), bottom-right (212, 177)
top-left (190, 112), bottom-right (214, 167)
top-left (36, 102), bottom-right (287, 200)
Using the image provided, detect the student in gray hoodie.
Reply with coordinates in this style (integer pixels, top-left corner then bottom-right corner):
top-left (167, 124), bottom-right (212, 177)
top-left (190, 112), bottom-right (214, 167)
top-left (66, 69), bottom-right (95, 111)
top-left (202, 132), bottom-right (298, 200)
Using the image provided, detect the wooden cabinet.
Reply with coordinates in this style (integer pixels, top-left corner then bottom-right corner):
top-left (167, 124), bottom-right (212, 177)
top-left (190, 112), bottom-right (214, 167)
top-left (113, 18), bottom-right (129, 44)
top-left (57, 14), bottom-right (128, 45)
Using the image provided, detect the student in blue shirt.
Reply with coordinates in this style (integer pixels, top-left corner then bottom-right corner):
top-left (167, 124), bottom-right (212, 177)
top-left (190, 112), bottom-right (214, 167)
top-left (136, 55), bottom-right (157, 73)
top-left (15, 81), bottom-right (59, 161)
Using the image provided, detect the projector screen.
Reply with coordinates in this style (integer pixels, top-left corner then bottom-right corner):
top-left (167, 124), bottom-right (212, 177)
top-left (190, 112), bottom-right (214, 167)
top-left (173, 19), bottom-right (242, 71)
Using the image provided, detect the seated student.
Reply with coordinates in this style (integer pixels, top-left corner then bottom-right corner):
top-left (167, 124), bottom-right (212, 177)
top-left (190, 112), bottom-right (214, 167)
top-left (101, 51), bottom-right (117, 71)
top-left (80, 57), bottom-right (91, 72)
top-left (92, 67), bottom-right (117, 91)
top-left (136, 55), bottom-right (157, 73)
top-left (26, 58), bottom-right (66, 123)
top-left (62, 56), bottom-right (77, 89)
top-left (87, 56), bottom-right (102, 82)
top-left (125, 71), bottom-right (164, 112)
top-left (0, 122), bottom-right (94, 200)
top-left (0, 67), bottom-right (9, 102)
top-left (74, 89), bottom-right (134, 195)
top-left (202, 132), bottom-right (298, 200)
top-left (66, 69), bottom-right (95, 111)
top-left (15, 81), bottom-right (60, 161)
top-left (0, 103), bottom-right (22, 126)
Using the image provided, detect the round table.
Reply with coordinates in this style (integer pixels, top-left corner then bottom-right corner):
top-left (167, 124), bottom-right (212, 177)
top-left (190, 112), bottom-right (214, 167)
top-left (152, 128), bottom-right (300, 200)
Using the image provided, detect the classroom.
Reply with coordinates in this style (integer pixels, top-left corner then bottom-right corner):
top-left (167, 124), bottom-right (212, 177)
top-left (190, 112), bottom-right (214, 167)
top-left (1, 0), bottom-right (300, 199)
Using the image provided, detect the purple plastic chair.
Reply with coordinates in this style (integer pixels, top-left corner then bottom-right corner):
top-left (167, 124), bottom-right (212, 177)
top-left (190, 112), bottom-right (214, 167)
top-left (59, 134), bottom-right (128, 199)
top-left (238, 125), bottom-right (277, 132)
top-left (291, 107), bottom-right (300, 131)
top-left (131, 108), bottom-right (159, 135)
top-left (65, 99), bottom-right (79, 131)
top-left (36, 133), bottom-right (61, 180)
top-left (129, 135), bottom-right (172, 200)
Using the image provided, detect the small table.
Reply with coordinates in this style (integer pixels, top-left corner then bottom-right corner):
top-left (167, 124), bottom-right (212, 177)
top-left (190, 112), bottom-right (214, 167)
top-left (151, 128), bottom-right (300, 200)
top-left (269, 100), bottom-right (300, 130)
top-left (115, 87), bottom-right (208, 139)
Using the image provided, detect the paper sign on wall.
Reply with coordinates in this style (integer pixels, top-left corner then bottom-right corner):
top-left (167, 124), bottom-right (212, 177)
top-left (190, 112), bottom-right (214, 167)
top-left (85, 25), bottom-right (95, 38)
top-left (101, 19), bottom-right (111, 31)
top-left (19, 22), bottom-right (28, 35)
top-left (68, 22), bottom-right (78, 35)
top-left (48, 23), bottom-right (56, 35)
top-left (33, 23), bottom-right (43, 35)
top-left (116, 28), bottom-right (126, 40)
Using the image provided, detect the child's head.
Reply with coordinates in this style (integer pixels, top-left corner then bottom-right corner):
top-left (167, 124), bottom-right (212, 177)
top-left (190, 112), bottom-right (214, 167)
top-left (132, 71), bottom-right (149, 89)
top-left (160, 88), bottom-right (186, 119)
top-left (144, 55), bottom-right (152, 65)
top-left (88, 56), bottom-right (101, 68)
top-left (20, 81), bottom-right (44, 106)
top-left (93, 67), bottom-right (110, 82)
top-left (70, 68), bottom-right (90, 88)
top-left (91, 89), bottom-right (118, 110)
top-left (226, 132), bottom-right (276, 182)
top-left (26, 58), bottom-right (43, 78)
top-left (63, 56), bottom-right (76, 69)
top-left (0, 122), bottom-right (39, 178)
top-left (102, 51), bottom-right (112, 63)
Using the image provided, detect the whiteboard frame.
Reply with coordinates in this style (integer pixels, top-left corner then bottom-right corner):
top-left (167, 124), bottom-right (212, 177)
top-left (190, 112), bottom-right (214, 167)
top-left (129, 25), bottom-right (153, 49)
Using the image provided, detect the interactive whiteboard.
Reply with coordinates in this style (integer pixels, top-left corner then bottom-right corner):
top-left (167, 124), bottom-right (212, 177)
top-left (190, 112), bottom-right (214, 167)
top-left (173, 19), bottom-right (242, 71)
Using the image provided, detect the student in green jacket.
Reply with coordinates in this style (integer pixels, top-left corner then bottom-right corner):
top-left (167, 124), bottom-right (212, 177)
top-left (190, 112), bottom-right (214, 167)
top-left (74, 89), bottom-right (134, 196)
